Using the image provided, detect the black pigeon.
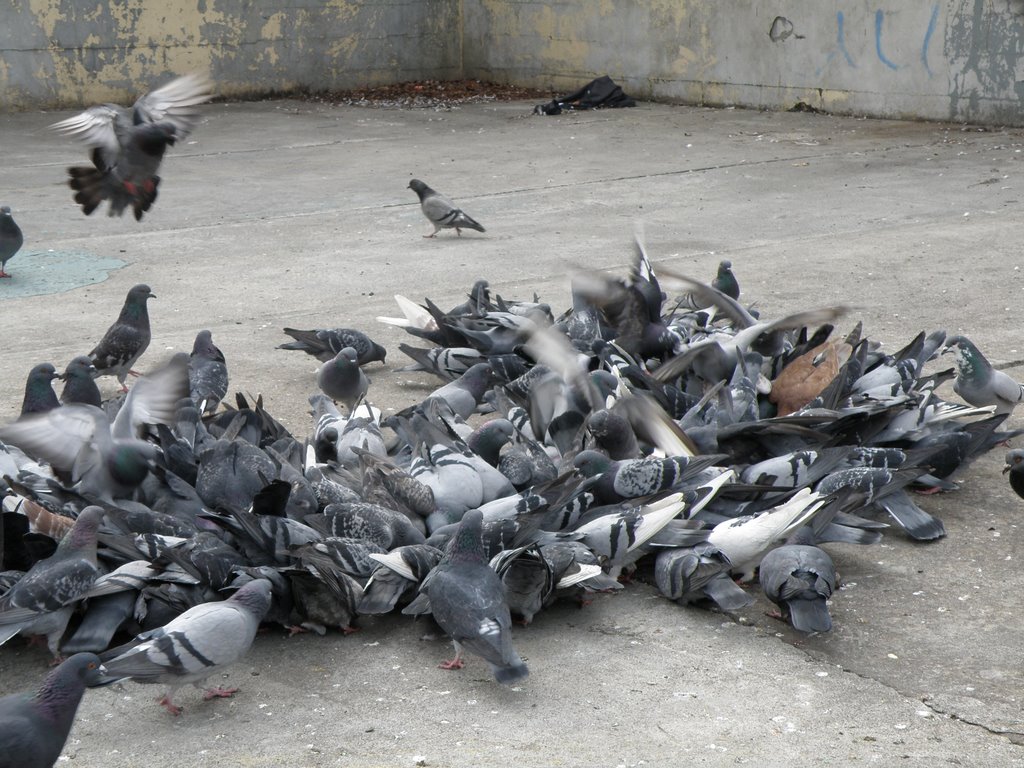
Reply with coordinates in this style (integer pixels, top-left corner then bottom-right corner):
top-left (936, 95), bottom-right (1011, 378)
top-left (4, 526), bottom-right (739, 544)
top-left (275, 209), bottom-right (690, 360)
top-left (1003, 449), bottom-right (1024, 500)
top-left (88, 283), bottom-right (155, 391)
top-left (0, 653), bottom-right (104, 768)
top-left (50, 73), bottom-right (212, 220)
top-left (408, 179), bottom-right (486, 237)
top-left (59, 356), bottom-right (102, 407)
top-left (423, 509), bottom-right (528, 684)
top-left (188, 329), bottom-right (228, 413)
top-left (279, 327), bottom-right (387, 365)
top-left (0, 205), bottom-right (23, 278)
top-left (19, 363), bottom-right (60, 416)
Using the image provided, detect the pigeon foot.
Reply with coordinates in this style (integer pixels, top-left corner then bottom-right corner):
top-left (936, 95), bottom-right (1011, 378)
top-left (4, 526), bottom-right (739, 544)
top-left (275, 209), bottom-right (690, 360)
top-left (158, 695), bottom-right (182, 716)
top-left (439, 658), bottom-right (465, 670)
top-left (202, 686), bottom-right (238, 700)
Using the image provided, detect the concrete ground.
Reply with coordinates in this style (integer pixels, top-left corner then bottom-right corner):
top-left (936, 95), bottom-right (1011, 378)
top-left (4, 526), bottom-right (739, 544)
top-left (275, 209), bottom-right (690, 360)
top-left (1, 96), bottom-right (1024, 766)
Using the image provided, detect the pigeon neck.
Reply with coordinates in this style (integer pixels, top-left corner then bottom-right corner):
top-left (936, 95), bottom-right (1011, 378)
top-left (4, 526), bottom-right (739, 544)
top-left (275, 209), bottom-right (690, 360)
top-left (119, 298), bottom-right (151, 329)
top-left (33, 670), bottom-right (84, 728)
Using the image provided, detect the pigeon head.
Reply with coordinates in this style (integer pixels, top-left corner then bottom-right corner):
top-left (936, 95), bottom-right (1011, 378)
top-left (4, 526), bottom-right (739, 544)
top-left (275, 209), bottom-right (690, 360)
top-left (36, 652), bottom-right (105, 712)
top-left (1003, 449), bottom-right (1024, 475)
top-left (943, 336), bottom-right (988, 377)
top-left (444, 509), bottom-right (486, 566)
top-left (573, 450), bottom-right (612, 478)
top-left (407, 179), bottom-right (431, 200)
top-left (134, 121), bottom-right (179, 153)
top-left (60, 356), bottom-right (98, 381)
top-left (228, 577), bottom-right (273, 619)
top-left (0, 206), bottom-right (11, 216)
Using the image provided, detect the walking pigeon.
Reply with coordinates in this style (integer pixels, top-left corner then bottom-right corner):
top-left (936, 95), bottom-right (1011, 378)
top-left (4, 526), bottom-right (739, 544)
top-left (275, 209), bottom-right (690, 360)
top-left (88, 283), bottom-right (155, 391)
top-left (96, 578), bottom-right (271, 715)
top-left (0, 206), bottom-right (23, 278)
top-left (759, 544), bottom-right (836, 633)
top-left (408, 179), bottom-right (486, 237)
top-left (0, 507), bottom-right (104, 659)
top-left (188, 329), bottom-right (228, 413)
top-left (50, 72), bottom-right (212, 220)
top-left (59, 356), bottom-right (102, 407)
top-left (423, 509), bottom-right (528, 684)
top-left (0, 652), bottom-right (104, 768)
top-left (317, 347), bottom-right (369, 413)
top-left (944, 335), bottom-right (1024, 415)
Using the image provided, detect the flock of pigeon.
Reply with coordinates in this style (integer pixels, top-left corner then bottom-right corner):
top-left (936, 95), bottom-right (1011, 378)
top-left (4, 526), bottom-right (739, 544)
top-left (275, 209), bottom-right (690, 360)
top-left (2, 73), bottom-right (1024, 766)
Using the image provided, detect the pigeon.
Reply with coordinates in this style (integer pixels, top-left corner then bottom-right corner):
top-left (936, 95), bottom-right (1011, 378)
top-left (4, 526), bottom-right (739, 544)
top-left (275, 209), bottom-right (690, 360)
top-left (50, 72), bottom-right (212, 220)
top-left (0, 355), bottom-right (189, 502)
top-left (317, 347), bottom-right (369, 413)
top-left (711, 259), bottom-right (740, 300)
top-left (19, 363), bottom-right (60, 416)
top-left (408, 179), bottom-right (486, 237)
top-left (759, 544), bottom-right (836, 633)
top-left (88, 283), bottom-right (155, 391)
top-left (422, 509), bottom-right (528, 684)
top-left (0, 652), bottom-right (104, 768)
top-left (188, 329), bottom-right (228, 413)
top-left (944, 335), bottom-right (1024, 415)
top-left (0, 206), bottom-right (23, 279)
top-left (96, 578), bottom-right (271, 715)
top-left (1003, 448), bottom-right (1024, 500)
top-left (427, 363), bottom-right (498, 419)
top-left (279, 327), bottom-right (387, 365)
top-left (0, 507), bottom-right (104, 659)
top-left (59, 356), bottom-right (102, 408)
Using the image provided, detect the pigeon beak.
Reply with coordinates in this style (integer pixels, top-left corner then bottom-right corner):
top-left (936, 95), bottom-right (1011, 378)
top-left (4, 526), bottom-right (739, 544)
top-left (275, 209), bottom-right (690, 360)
top-left (1002, 464), bottom-right (1011, 475)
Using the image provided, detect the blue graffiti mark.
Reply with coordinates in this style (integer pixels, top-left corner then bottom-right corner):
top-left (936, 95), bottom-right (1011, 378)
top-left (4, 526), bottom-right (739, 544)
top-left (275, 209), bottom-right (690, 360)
top-left (921, 4), bottom-right (939, 77)
top-left (838, 11), bottom-right (857, 67)
top-left (875, 10), bottom-right (899, 70)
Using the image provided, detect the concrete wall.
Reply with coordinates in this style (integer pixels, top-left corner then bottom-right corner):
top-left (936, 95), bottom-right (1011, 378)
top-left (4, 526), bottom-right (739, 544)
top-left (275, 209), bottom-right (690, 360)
top-left (463, 0), bottom-right (1024, 125)
top-left (4, 0), bottom-right (1024, 125)
top-left (0, 0), bottom-right (460, 110)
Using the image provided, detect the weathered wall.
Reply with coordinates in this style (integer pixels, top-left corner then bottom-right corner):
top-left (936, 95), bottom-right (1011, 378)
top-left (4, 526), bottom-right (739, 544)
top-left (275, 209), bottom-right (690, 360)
top-left (462, 0), bottom-right (1024, 125)
top-left (0, 0), bottom-right (460, 110)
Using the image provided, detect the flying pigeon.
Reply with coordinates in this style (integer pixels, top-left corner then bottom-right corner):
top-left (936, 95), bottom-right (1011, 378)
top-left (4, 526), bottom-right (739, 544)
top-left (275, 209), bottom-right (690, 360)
top-left (407, 178), bottom-right (486, 237)
top-left (0, 205), bottom-right (23, 278)
top-left (59, 356), bottom-right (102, 407)
top-left (759, 544), bottom-right (836, 633)
top-left (317, 347), bottom-right (369, 413)
top-left (188, 329), bottom-right (228, 413)
top-left (279, 327), bottom-right (387, 365)
top-left (19, 363), bottom-right (60, 416)
top-left (88, 283), bottom-right (155, 391)
top-left (96, 578), bottom-right (271, 715)
top-left (0, 652), bottom-right (104, 768)
top-left (944, 335), bottom-right (1024, 415)
top-left (49, 72), bottom-right (212, 220)
top-left (0, 507), bottom-right (104, 659)
top-left (422, 509), bottom-right (528, 684)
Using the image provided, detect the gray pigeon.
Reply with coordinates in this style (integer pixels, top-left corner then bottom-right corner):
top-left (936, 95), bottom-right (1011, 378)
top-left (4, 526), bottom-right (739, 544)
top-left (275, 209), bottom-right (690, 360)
top-left (711, 259), bottom-right (739, 300)
top-left (317, 347), bottom-right (369, 413)
top-left (19, 363), bottom-right (60, 416)
top-left (423, 509), bottom-right (528, 684)
top-left (96, 578), bottom-right (271, 715)
top-left (0, 355), bottom-right (188, 502)
top-left (59, 356), bottom-right (102, 408)
top-left (428, 363), bottom-right (497, 419)
top-left (0, 205), bottom-right (23, 278)
top-left (408, 179), bottom-right (486, 237)
top-left (188, 329), bottom-right (228, 413)
top-left (89, 283), bottom-right (155, 391)
top-left (0, 507), bottom-right (104, 659)
top-left (50, 73), bottom-right (212, 220)
top-left (759, 544), bottom-right (836, 633)
top-left (944, 335), bottom-right (1024, 415)
top-left (0, 652), bottom-right (104, 768)
top-left (279, 327), bottom-right (387, 365)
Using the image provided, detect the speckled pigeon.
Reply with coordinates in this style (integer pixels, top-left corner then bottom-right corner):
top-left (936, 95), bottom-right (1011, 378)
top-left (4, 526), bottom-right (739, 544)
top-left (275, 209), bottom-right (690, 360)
top-left (50, 73), bottom-right (212, 220)
top-left (408, 178), bottom-right (486, 237)
top-left (423, 509), bottom-right (528, 684)
top-left (0, 205), bottom-right (23, 279)
top-left (0, 506), bottom-right (104, 659)
top-left (88, 283), bottom-right (155, 391)
top-left (759, 544), bottom-right (836, 633)
top-left (0, 652), bottom-right (104, 768)
top-left (96, 578), bottom-right (271, 715)
top-left (279, 327), bottom-right (387, 365)
top-left (572, 450), bottom-right (722, 505)
top-left (944, 335), bottom-right (1024, 415)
